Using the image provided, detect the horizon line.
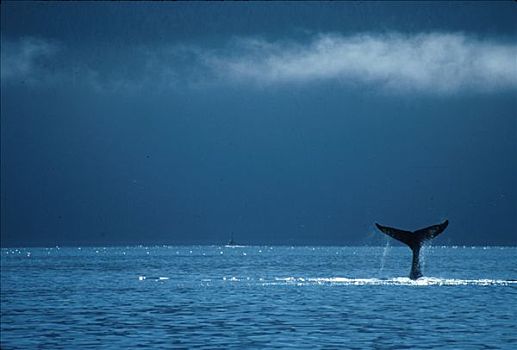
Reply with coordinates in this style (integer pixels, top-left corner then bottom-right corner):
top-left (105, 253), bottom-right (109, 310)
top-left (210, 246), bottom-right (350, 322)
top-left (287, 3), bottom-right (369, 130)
top-left (2, 244), bottom-right (516, 249)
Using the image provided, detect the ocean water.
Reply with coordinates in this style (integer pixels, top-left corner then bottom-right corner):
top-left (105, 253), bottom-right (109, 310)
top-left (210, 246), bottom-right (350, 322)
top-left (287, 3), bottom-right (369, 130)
top-left (1, 246), bottom-right (516, 349)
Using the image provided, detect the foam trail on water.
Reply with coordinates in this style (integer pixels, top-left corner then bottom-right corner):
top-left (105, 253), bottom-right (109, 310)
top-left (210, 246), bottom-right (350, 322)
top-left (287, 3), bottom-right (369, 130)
top-left (138, 276), bottom-right (169, 281)
top-left (271, 277), bottom-right (517, 286)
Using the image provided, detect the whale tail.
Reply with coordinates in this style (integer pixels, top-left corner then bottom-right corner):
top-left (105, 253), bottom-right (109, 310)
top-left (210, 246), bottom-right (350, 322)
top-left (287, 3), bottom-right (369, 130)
top-left (375, 220), bottom-right (449, 279)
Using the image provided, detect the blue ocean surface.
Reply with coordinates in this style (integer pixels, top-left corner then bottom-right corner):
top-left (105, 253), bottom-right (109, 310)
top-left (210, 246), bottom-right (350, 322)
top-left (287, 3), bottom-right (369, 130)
top-left (1, 246), bottom-right (516, 349)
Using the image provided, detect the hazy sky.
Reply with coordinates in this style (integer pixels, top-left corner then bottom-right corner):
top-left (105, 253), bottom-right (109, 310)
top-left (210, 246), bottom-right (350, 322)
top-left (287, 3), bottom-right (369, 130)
top-left (1, 2), bottom-right (516, 246)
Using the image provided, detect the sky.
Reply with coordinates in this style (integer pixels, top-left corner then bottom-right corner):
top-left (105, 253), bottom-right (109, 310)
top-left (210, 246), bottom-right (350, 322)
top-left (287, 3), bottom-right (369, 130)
top-left (1, 1), bottom-right (516, 247)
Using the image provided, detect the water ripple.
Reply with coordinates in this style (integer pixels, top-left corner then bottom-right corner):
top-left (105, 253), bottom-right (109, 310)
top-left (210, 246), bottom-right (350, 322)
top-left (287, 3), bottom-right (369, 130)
top-left (2, 246), bottom-right (516, 349)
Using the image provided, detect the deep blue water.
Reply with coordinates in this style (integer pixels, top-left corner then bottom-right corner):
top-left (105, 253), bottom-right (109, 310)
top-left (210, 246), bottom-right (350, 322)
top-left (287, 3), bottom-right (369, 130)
top-left (1, 246), bottom-right (516, 349)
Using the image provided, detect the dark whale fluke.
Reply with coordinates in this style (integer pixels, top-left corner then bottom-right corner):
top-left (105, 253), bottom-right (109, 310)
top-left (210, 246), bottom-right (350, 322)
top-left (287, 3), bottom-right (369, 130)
top-left (375, 220), bottom-right (449, 280)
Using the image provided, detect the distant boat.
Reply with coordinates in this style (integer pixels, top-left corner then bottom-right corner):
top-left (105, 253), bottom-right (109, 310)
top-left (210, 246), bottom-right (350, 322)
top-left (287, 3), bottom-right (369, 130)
top-left (227, 233), bottom-right (236, 246)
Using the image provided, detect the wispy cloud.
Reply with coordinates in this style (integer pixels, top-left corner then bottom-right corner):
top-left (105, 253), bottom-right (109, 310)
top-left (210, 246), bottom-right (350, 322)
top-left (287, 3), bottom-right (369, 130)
top-left (1, 37), bottom-right (60, 84)
top-left (1, 37), bottom-right (132, 92)
top-left (0, 37), bottom-right (185, 93)
top-left (204, 33), bottom-right (517, 93)
top-left (2, 33), bottom-right (516, 94)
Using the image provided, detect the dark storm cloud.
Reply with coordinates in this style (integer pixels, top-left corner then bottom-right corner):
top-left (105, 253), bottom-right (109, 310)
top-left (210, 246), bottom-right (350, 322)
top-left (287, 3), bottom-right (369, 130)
top-left (1, 2), bottom-right (516, 247)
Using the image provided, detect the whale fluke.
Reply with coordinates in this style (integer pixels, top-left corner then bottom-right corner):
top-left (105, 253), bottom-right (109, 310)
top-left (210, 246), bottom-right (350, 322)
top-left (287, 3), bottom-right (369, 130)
top-left (375, 220), bottom-right (449, 279)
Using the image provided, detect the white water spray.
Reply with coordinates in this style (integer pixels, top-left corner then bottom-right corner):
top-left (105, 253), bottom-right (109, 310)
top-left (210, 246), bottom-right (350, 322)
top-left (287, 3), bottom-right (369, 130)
top-left (420, 243), bottom-right (433, 270)
top-left (379, 237), bottom-right (391, 273)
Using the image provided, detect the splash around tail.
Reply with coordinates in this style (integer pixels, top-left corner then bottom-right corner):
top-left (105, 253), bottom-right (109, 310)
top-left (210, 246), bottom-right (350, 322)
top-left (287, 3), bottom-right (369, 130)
top-left (375, 220), bottom-right (449, 280)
